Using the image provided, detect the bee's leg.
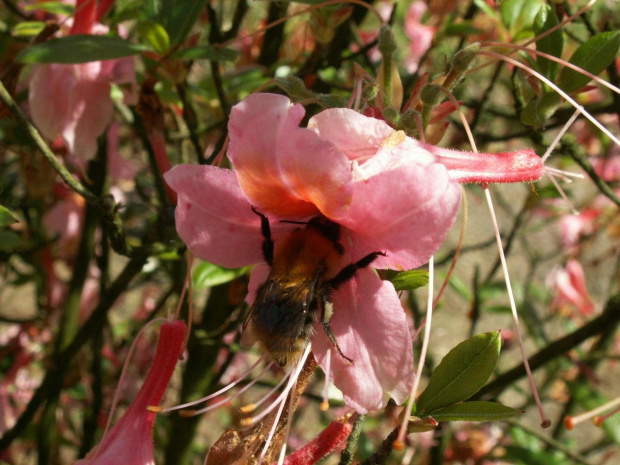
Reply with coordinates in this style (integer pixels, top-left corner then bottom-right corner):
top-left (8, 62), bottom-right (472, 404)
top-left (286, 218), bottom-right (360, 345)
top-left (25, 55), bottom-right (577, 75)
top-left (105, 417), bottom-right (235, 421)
top-left (327, 251), bottom-right (386, 289)
top-left (319, 292), bottom-right (353, 364)
top-left (251, 206), bottom-right (274, 266)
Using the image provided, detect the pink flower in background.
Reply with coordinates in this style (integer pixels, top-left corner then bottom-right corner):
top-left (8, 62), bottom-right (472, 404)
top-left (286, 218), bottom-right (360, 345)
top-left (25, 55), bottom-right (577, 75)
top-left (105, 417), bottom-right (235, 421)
top-left (547, 259), bottom-right (595, 317)
top-left (75, 320), bottom-right (185, 465)
top-left (403, 2), bottom-right (434, 73)
top-left (559, 209), bottom-right (600, 252)
top-left (591, 151), bottom-right (620, 182)
top-left (28, 0), bottom-right (136, 163)
top-left (165, 93), bottom-right (543, 412)
top-left (43, 189), bottom-right (85, 259)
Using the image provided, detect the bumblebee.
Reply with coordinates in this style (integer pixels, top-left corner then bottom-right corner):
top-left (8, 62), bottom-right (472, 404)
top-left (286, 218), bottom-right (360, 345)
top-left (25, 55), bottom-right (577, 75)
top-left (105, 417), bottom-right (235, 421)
top-left (243, 207), bottom-right (384, 367)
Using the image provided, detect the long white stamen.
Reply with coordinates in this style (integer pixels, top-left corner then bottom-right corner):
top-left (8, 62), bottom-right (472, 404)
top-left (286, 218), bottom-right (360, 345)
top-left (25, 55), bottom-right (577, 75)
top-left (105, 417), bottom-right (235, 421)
top-left (476, 50), bottom-right (620, 147)
top-left (257, 344), bottom-right (311, 465)
top-left (481, 41), bottom-right (619, 98)
top-left (241, 367), bottom-right (291, 414)
top-left (185, 361), bottom-right (276, 416)
top-left (542, 109), bottom-right (582, 163)
top-left (160, 356), bottom-right (268, 412)
top-left (545, 167), bottom-right (585, 181)
top-left (321, 349), bottom-right (332, 411)
top-left (395, 256), bottom-right (435, 448)
top-left (277, 374), bottom-right (299, 464)
top-left (566, 395), bottom-right (620, 429)
top-left (484, 187), bottom-right (550, 428)
top-left (250, 345), bottom-right (312, 426)
top-left (547, 172), bottom-right (580, 215)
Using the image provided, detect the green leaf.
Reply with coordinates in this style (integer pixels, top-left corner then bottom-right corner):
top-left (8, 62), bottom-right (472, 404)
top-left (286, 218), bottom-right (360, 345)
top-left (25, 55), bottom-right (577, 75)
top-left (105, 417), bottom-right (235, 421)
top-left (0, 205), bottom-right (18, 228)
top-left (0, 230), bottom-right (20, 251)
top-left (500, 0), bottom-right (545, 38)
top-left (533, 5), bottom-right (563, 80)
top-left (444, 22), bottom-right (484, 37)
top-left (558, 31), bottom-right (620, 94)
top-left (193, 262), bottom-right (249, 289)
top-left (389, 270), bottom-right (429, 291)
top-left (137, 20), bottom-right (170, 55)
top-left (479, 281), bottom-right (510, 302)
top-left (428, 401), bottom-right (522, 422)
top-left (416, 332), bottom-right (501, 414)
top-left (162, 0), bottom-right (209, 46)
top-left (16, 35), bottom-right (150, 64)
top-left (13, 22), bottom-right (47, 38)
top-left (23, 1), bottom-right (74, 15)
top-left (174, 45), bottom-right (239, 62)
top-left (520, 92), bottom-right (561, 126)
top-left (502, 445), bottom-right (571, 465)
top-left (444, 273), bottom-right (471, 300)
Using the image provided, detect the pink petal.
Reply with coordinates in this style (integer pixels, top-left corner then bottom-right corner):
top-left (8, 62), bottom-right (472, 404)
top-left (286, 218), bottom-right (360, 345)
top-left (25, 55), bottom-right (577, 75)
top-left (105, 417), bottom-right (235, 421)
top-left (228, 94), bottom-right (353, 219)
top-left (339, 162), bottom-right (461, 270)
top-left (307, 108), bottom-right (394, 162)
top-left (29, 64), bottom-right (75, 141)
top-left (75, 320), bottom-right (185, 465)
top-left (29, 62), bottom-right (113, 161)
top-left (165, 164), bottom-right (280, 268)
top-left (312, 269), bottom-right (414, 413)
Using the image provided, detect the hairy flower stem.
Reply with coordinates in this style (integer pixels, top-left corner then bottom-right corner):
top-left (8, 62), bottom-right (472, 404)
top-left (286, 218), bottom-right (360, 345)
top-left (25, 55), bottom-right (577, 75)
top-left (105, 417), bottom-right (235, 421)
top-left (339, 414), bottom-right (365, 465)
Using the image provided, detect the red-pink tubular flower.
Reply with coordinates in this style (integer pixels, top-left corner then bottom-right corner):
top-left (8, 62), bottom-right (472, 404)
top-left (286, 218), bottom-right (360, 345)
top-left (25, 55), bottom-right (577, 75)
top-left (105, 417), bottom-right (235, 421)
top-left (164, 93), bottom-right (543, 413)
top-left (74, 320), bottom-right (185, 465)
top-left (280, 419), bottom-right (353, 465)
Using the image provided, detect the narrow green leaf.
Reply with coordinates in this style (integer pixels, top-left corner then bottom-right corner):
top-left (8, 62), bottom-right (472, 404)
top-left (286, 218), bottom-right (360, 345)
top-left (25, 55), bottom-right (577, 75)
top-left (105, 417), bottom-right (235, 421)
top-left (389, 270), bottom-right (429, 291)
top-left (500, 0), bottom-right (545, 37)
top-left (520, 92), bottom-right (561, 126)
top-left (13, 22), bottom-right (47, 38)
top-left (534, 5), bottom-right (563, 80)
top-left (428, 401), bottom-right (522, 422)
top-left (193, 262), bottom-right (249, 289)
top-left (558, 31), bottom-right (620, 94)
top-left (23, 1), bottom-right (74, 15)
top-left (16, 35), bottom-right (150, 64)
top-left (137, 21), bottom-right (170, 55)
top-left (0, 205), bottom-right (18, 228)
top-left (164, 0), bottom-right (209, 46)
top-left (416, 332), bottom-right (501, 414)
top-left (174, 45), bottom-right (239, 62)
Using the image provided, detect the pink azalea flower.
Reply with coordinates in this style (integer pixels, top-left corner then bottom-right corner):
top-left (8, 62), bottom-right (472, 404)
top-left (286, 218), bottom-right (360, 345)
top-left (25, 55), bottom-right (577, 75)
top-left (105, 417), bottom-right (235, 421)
top-left (164, 93), bottom-right (543, 413)
top-left (75, 320), bottom-right (185, 465)
top-left (547, 259), bottom-right (595, 317)
top-left (28, 0), bottom-right (136, 163)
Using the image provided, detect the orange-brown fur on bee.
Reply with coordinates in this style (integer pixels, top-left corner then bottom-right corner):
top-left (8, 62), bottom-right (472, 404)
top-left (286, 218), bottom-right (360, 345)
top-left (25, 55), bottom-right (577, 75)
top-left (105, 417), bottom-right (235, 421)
top-left (243, 208), bottom-right (384, 367)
